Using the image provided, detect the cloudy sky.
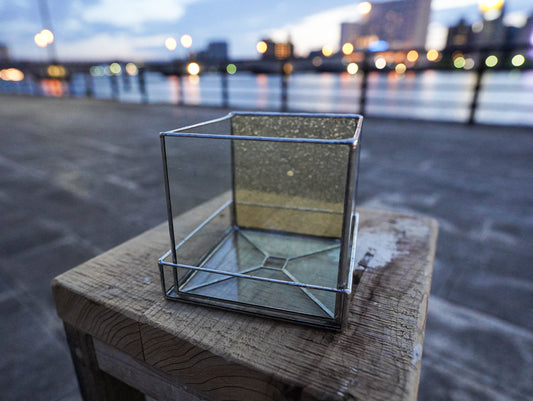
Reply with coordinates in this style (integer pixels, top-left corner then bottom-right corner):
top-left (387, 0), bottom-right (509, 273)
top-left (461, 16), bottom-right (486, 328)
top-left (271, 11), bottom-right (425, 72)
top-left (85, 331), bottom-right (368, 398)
top-left (1, 0), bottom-right (532, 61)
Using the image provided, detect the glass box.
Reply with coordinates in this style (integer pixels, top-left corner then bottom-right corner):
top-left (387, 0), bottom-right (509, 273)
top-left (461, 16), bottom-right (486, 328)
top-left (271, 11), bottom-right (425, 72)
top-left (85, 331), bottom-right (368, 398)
top-left (158, 112), bottom-right (363, 330)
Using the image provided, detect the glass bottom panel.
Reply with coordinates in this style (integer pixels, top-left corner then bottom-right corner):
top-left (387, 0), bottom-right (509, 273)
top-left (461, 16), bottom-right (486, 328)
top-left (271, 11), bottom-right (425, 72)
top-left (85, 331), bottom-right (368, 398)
top-left (177, 227), bottom-right (341, 318)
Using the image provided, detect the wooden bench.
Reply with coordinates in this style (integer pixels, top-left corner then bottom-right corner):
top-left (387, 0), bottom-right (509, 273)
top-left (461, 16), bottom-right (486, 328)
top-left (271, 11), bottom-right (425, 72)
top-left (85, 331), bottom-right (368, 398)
top-left (52, 193), bottom-right (438, 401)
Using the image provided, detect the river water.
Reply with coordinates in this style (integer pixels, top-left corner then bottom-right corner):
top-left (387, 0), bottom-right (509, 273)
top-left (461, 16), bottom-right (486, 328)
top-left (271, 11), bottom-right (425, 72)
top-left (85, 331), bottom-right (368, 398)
top-left (5, 69), bottom-right (533, 126)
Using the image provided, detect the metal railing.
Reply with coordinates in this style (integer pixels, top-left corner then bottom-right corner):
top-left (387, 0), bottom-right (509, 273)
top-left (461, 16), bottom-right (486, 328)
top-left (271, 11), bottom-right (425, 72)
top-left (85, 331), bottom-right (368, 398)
top-left (1, 45), bottom-right (531, 125)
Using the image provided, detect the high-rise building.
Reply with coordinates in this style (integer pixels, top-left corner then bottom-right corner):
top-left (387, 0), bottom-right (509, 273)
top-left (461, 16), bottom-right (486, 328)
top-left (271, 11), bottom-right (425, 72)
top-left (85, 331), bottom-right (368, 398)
top-left (206, 42), bottom-right (228, 61)
top-left (446, 19), bottom-right (475, 48)
top-left (0, 43), bottom-right (9, 62)
top-left (196, 41), bottom-right (229, 63)
top-left (258, 38), bottom-right (294, 60)
top-left (475, 1), bottom-right (506, 47)
top-left (340, 0), bottom-right (432, 50)
top-left (509, 14), bottom-right (533, 47)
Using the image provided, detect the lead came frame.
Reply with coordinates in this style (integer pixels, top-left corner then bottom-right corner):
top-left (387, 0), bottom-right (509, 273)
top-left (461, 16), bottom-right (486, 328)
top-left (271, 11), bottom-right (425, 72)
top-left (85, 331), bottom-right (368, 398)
top-left (158, 112), bottom-right (363, 330)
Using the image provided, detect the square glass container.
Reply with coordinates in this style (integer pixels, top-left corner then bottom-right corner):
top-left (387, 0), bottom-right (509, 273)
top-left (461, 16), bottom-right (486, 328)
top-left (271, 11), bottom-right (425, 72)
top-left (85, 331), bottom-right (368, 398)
top-left (159, 112), bottom-right (363, 330)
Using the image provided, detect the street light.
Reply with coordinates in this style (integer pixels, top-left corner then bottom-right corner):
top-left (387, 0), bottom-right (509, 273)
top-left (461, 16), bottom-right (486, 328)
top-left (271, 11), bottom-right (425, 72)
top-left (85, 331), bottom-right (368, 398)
top-left (321, 46), bottom-right (333, 57)
top-left (187, 62), bottom-right (200, 75)
top-left (40, 29), bottom-right (54, 44)
top-left (342, 43), bottom-right (354, 56)
top-left (165, 37), bottom-right (177, 51)
top-left (357, 2), bottom-right (372, 15)
top-left (180, 34), bottom-right (193, 49)
top-left (347, 63), bottom-right (359, 75)
top-left (256, 41), bottom-right (268, 54)
top-left (479, 0), bottom-right (505, 21)
top-left (34, 28), bottom-right (54, 48)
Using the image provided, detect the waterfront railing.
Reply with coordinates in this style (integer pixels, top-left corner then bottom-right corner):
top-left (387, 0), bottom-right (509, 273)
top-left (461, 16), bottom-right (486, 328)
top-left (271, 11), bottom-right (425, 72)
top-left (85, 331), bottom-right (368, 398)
top-left (1, 45), bottom-right (531, 126)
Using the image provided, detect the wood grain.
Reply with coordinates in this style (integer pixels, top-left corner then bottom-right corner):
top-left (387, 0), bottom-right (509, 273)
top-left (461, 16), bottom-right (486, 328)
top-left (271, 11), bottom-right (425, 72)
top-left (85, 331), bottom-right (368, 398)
top-left (64, 323), bottom-right (145, 401)
top-left (52, 192), bottom-right (438, 401)
top-left (94, 338), bottom-right (209, 401)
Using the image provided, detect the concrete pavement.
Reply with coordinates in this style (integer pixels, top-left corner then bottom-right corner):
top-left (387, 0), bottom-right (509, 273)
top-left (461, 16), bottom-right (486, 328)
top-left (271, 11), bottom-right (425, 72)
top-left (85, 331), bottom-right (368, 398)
top-left (0, 94), bottom-right (532, 400)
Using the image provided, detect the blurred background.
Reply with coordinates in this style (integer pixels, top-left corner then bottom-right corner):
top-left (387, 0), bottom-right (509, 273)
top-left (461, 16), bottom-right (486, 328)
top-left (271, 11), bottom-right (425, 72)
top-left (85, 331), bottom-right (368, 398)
top-left (0, 1), bottom-right (532, 400)
top-left (1, 0), bottom-right (533, 125)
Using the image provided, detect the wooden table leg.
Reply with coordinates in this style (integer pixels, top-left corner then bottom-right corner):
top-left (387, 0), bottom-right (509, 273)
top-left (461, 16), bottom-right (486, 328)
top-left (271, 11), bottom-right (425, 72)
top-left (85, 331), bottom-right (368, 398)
top-left (63, 323), bottom-right (145, 401)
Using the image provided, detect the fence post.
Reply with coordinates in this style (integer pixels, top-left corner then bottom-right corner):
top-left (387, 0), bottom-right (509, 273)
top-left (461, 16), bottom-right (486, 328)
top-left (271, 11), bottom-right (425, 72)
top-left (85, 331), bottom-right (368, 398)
top-left (137, 67), bottom-right (148, 103)
top-left (359, 52), bottom-right (369, 115)
top-left (468, 58), bottom-right (485, 125)
top-left (221, 64), bottom-right (229, 108)
top-left (176, 74), bottom-right (185, 106)
top-left (122, 70), bottom-right (131, 92)
top-left (85, 73), bottom-right (94, 98)
top-left (109, 73), bottom-right (119, 100)
top-left (280, 61), bottom-right (288, 112)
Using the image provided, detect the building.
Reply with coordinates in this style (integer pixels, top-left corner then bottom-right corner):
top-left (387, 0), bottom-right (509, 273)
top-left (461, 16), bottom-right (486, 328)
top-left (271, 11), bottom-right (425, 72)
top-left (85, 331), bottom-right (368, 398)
top-left (446, 19), bottom-right (475, 48)
top-left (509, 14), bottom-right (533, 47)
top-left (340, 0), bottom-right (432, 50)
top-left (196, 41), bottom-right (229, 63)
top-left (474, 1), bottom-right (507, 48)
top-left (0, 43), bottom-right (9, 62)
top-left (444, 1), bottom-right (532, 51)
top-left (258, 38), bottom-right (294, 60)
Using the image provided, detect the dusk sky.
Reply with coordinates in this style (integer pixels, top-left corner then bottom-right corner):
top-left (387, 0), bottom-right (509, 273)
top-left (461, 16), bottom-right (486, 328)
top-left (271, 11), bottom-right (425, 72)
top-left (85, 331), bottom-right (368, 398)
top-left (1, 0), bottom-right (532, 62)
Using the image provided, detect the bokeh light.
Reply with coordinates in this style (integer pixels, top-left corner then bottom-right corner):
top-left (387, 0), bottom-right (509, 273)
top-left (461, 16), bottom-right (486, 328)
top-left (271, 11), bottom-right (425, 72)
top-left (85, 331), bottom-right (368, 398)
top-left (375, 56), bottom-right (386, 69)
top-left (34, 33), bottom-right (47, 48)
top-left (165, 37), bottom-right (177, 51)
top-left (0, 68), bottom-right (24, 81)
top-left (125, 63), bottom-right (138, 75)
top-left (109, 62), bottom-right (122, 75)
top-left (511, 54), bottom-right (525, 67)
top-left (464, 58), bottom-right (475, 70)
top-left (472, 21), bottom-right (484, 33)
top-left (454, 57), bottom-right (466, 69)
top-left (321, 46), bottom-right (333, 57)
top-left (40, 29), bottom-right (54, 44)
top-left (504, 11), bottom-right (527, 28)
top-left (312, 56), bottom-right (323, 67)
top-left (90, 66), bottom-right (104, 77)
top-left (479, 0), bottom-right (505, 13)
top-left (357, 1), bottom-right (372, 15)
top-left (256, 41), bottom-right (268, 54)
top-left (180, 34), bottom-right (193, 48)
top-left (187, 62), bottom-right (200, 75)
top-left (342, 42), bottom-right (354, 55)
top-left (47, 65), bottom-right (66, 78)
top-left (395, 63), bottom-right (406, 74)
top-left (34, 29), bottom-right (54, 48)
top-left (275, 43), bottom-right (291, 59)
top-left (347, 63), bottom-right (359, 75)
top-left (426, 49), bottom-right (439, 62)
top-left (283, 62), bottom-right (293, 74)
top-left (485, 55), bottom-right (498, 68)
top-left (406, 50), bottom-right (419, 62)
top-left (226, 63), bottom-right (237, 74)
top-left (480, 0), bottom-right (505, 21)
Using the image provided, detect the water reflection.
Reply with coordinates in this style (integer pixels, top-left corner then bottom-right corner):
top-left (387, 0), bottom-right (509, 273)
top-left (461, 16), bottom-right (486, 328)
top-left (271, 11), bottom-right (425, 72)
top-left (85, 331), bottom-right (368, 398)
top-left (6, 69), bottom-right (532, 126)
top-left (256, 74), bottom-right (269, 109)
top-left (41, 79), bottom-right (65, 97)
top-left (167, 75), bottom-right (180, 104)
top-left (184, 75), bottom-right (201, 105)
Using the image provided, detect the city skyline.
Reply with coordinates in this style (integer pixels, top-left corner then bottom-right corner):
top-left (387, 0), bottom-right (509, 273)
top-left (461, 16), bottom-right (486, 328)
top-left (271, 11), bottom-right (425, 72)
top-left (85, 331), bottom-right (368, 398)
top-left (1, 0), bottom-right (533, 62)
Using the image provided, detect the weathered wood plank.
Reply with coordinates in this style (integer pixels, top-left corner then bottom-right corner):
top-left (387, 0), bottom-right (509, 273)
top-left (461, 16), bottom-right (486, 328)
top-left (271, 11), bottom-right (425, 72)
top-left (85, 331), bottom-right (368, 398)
top-left (64, 323), bottom-right (145, 401)
top-left (53, 192), bottom-right (437, 401)
top-left (53, 284), bottom-right (144, 359)
top-left (94, 338), bottom-right (208, 401)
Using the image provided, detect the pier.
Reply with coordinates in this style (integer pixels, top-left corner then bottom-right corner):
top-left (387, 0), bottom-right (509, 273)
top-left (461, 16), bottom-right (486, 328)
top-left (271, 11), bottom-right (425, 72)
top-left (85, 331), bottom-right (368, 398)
top-left (0, 95), bottom-right (532, 400)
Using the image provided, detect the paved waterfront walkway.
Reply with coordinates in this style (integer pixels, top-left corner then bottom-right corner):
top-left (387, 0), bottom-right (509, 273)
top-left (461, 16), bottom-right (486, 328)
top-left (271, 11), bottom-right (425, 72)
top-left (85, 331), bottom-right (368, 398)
top-left (1, 95), bottom-right (532, 401)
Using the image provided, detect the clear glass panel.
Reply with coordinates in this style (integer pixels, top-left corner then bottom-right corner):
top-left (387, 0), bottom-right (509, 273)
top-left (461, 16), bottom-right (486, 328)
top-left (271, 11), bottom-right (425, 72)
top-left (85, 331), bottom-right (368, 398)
top-left (231, 114), bottom-right (355, 238)
top-left (161, 112), bottom-right (361, 328)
